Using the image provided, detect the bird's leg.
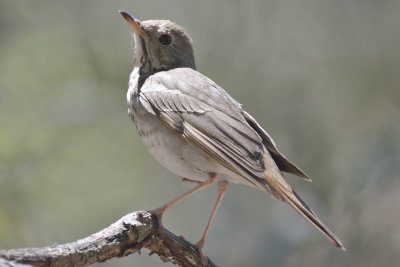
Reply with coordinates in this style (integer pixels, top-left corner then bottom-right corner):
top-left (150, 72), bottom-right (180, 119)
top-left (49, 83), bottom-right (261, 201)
top-left (149, 175), bottom-right (216, 228)
top-left (196, 180), bottom-right (228, 254)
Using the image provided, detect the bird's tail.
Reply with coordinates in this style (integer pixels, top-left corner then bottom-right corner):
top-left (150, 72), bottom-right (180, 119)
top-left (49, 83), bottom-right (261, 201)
top-left (263, 161), bottom-right (345, 250)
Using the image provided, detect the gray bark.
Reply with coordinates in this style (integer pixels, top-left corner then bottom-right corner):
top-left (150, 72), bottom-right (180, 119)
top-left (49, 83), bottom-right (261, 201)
top-left (0, 211), bottom-right (216, 267)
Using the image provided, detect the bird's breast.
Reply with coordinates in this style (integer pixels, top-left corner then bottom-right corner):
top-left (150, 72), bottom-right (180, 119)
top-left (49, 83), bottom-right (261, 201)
top-left (130, 101), bottom-right (215, 182)
top-left (127, 71), bottom-right (211, 181)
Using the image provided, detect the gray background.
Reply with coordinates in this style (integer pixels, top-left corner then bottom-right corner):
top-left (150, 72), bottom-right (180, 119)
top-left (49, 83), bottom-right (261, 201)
top-left (1, 1), bottom-right (399, 266)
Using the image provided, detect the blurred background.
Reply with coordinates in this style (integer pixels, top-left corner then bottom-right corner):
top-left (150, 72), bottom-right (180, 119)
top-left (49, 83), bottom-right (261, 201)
top-left (1, 0), bottom-right (399, 266)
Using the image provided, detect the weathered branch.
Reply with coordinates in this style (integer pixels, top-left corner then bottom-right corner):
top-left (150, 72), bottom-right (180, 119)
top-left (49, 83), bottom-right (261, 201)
top-left (0, 211), bottom-right (217, 267)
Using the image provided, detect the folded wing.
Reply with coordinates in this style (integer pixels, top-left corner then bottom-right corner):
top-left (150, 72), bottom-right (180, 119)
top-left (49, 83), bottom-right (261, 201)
top-left (140, 68), bottom-right (267, 188)
top-left (242, 111), bottom-right (311, 181)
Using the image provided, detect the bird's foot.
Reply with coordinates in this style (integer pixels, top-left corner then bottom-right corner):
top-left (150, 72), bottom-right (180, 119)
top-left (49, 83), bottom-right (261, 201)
top-left (148, 207), bottom-right (166, 230)
top-left (195, 239), bottom-right (208, 266)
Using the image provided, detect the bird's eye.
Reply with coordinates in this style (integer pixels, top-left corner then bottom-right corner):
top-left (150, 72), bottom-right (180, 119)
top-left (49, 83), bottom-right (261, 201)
top-left (158, 34), bottom-right (172, 46)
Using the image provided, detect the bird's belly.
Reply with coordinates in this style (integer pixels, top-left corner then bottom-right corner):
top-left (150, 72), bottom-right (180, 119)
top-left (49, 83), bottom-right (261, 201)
top-left (132, 109), bottom-right (218, 182)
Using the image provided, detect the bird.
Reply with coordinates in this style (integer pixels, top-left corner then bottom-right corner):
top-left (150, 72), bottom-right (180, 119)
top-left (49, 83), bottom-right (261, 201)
top-left (119, 10), bottom-right (345, 255)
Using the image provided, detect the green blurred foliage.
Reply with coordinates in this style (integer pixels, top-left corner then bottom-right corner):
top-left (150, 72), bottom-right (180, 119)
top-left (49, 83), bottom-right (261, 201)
top-left (1, 1), bottom-right (399, 266)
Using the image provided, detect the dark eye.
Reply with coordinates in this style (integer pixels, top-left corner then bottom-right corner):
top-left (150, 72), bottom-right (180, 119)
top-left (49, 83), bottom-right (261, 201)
top-left (158, 34), bottom-right (172, 45)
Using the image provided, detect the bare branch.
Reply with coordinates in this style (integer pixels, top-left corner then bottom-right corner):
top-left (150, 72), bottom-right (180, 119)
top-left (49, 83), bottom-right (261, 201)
top-left (0, 211), bottom-right (217, 267)
top-left (0, 258), bottom-right (31, 267)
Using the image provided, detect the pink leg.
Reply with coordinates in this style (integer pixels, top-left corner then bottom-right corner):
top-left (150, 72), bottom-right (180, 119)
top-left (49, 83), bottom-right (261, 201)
top-left (150, 175), bottom-right (216, 226)
top-left (196, 180), bottom-right (228, 251)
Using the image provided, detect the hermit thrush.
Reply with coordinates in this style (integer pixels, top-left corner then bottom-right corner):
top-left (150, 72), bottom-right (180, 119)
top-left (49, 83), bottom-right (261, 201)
top-left (119, 11), bottom-right (345, 253)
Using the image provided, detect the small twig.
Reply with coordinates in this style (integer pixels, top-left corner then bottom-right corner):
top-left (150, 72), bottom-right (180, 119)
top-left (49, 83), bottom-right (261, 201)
top-left (0, 211), bottom-right (217, 267)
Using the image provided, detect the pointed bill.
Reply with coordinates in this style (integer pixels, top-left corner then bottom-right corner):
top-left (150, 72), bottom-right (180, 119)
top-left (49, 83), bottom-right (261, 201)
top-left (119, 10), bottom-right (147, 37)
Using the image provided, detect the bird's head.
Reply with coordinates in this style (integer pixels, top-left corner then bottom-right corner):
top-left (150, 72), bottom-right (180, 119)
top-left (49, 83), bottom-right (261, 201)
top-left (120, 11), bottom-right (196, 74)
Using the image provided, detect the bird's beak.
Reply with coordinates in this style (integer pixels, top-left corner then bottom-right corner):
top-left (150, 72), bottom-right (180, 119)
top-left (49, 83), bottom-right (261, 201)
top-left (119, 10), bottom-right (147, 37)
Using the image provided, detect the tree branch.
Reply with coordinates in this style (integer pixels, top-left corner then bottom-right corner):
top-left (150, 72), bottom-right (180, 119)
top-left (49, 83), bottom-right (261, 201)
top-left (0, 211), bottom-right (217, 267)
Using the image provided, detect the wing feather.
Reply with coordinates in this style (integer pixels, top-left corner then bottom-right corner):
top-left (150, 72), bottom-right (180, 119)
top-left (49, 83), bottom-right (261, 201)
top-left (242, 110), bottom-right (311, 181)
top-left (140, 68), bottom-right (266, 186)
top-left (183, 121), bottom-right (262, 188)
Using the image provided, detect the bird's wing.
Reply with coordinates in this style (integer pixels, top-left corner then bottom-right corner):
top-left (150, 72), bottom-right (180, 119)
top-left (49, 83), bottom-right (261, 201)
top-left (139, 68), bottom-right (266, 188)
top-left (241, 110), bottom-right (311, 181)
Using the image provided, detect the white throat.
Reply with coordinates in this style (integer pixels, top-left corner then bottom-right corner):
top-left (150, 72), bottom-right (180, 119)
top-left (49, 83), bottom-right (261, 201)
top-left (127, 66), bottom-right (140, 109)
